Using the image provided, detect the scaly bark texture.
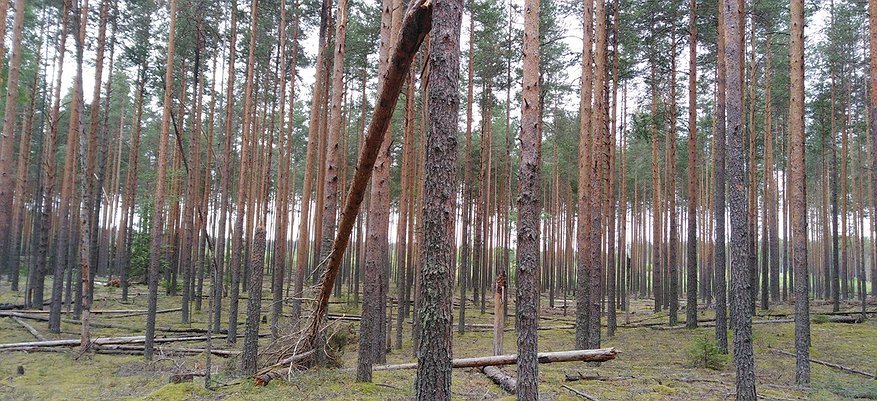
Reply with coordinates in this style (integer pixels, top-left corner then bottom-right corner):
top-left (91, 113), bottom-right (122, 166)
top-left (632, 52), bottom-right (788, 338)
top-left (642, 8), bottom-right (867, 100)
top-left (788, 0), bottom-right (810, 386)
top-left (414, 1), bottom-right (461, 398)
top-left (575, 0), bottom-right (594, 350)
top-left (723, 0), bottom-right (756, 398)
top-left (516, 0), bottom-right (541, 397)
top-left (242, 227), bottom-right (266, 375)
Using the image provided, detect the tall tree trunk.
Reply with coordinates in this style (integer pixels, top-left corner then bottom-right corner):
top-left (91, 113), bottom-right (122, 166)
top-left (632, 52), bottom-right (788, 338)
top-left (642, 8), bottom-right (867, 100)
top-left (145, 0), bottom-right (178, 360)
top-left (685, 0), bottom-right (698, 329)
top-left (458, 3), bottom-right (475, 335)
top-left (589, 0), bottom-right (608, 347)
top-left (357, 0), bottom-right (395, 380)
top-left (517, 0), bottom-right (541, 396)
top-left (667, 24), bottom-right (679, 326)
top-left (724, 0), bottom-right (755, 397)
top-left (413, 0), bottom-right (460, 397)
top-left (788, 0), bottom-right (810, 385)
top-left (575, 0), bottom-right (594, 350)
top-left (869, 0), bottom-right (877, 303)
top-left (714, 0), bottom-right (729, 354)
top-left (292, 0), bottom-right (331, 331)
top-left (0, 0), bottom-right (27, 284)
top-left (228, 0), bottom-right (261, 346)
top-left (47, 2), bottom-right (70, 331)
top-left (215, 0), bottom-right (238, 332)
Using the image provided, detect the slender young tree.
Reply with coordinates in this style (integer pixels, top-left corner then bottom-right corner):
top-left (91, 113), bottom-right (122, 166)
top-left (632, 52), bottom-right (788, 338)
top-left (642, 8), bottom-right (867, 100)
top-left (517, 0), bottom-right (541, 396)
top-left (685, 0), bottom-right (698, 329)
top-left (870, 0), bottom-right (877, 304)
top-left (714, 0), bottom-right (729, 353)
top-left (357, 0), bottom-right (394, 381)
top-left (788, 0), bottom-right (810, 386)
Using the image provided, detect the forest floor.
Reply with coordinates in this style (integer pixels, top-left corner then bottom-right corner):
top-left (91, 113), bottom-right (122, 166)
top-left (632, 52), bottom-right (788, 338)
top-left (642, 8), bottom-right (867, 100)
top-left (1, 279), bottom-right (876, 400)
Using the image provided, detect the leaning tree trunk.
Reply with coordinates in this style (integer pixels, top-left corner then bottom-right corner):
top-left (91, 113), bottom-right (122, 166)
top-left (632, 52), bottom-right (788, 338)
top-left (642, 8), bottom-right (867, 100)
top-left (305, 0), bottom-right (432, 373)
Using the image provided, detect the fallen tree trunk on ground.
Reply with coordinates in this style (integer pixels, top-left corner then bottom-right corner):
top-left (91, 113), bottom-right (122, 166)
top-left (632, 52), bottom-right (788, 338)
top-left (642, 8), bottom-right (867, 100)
top-left (0, 301), bottom-right (51, 310)
top-left (0, 333), bottom-right (269, 351)
top-left (651, 319), bottom-right (795, 330)
top-left (757, 309), bottom-right (876, 319)
top-left (770, 349), bottom-right (875, 379)
top-left (465, 323), bottom-right (575, 332)
top-left (0, 311), bottom-right (223, 334)
top-left (15, 308), bottom-right (181, 316)
top-left (565, 372), bottom-right (635, 382)
top-left (372, 348), bottom-right (618, 371)
top-left (822, 315), bottom-right (862, 324)
top-left (95, 344), bottom-right (240, 357)
top-left (11, 317), bottom-right (47, 341)
top-left (481, 366), bottom-right (516, 394)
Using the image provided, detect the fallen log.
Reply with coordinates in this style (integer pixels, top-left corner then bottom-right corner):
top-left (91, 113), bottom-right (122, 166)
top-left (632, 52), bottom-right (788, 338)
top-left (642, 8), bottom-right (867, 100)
top-left (562, 384), bottom-right (600, 400)
top-left (821, 315), bottom-right (862, 324)
top-left (565, 372), bottom-right (635, 382)
top-left (0, 311), bottom-right (222, 334)
top-left (103, 308), bottom-right (182, 318)
top-left (372, 348), bottom-right (618, 371)
top-left (253, 350), bottom-right (316, 385)
top-left (465, 323), bottom-right (575, 332)
top-left (757, 309), bottom-right (877, 319)
top-left (11, 317), bottom-right (47, 341)
top-left (0, 301), bottom-right (51, 310)
top-left (95, 344), bottom-right (240, 358)
top-left (481, 366), bottom-right (516, 394)
top-left (14, 308), bottom-right (180, 316)
top-left (651, 319), bottom-right (795, 330)
top-left (0, 333), bottom-right (269, 351)
top-left (770, 349), bottom-right (874, 379)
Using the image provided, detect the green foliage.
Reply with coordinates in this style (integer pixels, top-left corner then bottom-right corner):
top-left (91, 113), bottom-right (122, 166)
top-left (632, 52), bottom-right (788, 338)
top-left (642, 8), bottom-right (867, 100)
top-left (686, 336), bottom-right (728, 370)
top-left (161, 278), bottom-right (182, 294)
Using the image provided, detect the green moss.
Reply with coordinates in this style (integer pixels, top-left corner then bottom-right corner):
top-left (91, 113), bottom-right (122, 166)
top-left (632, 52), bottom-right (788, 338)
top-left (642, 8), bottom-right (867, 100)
top-left (141, 382), bottom-right (210, 401)
top-left (653, 384), bottom-right (678, 395)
